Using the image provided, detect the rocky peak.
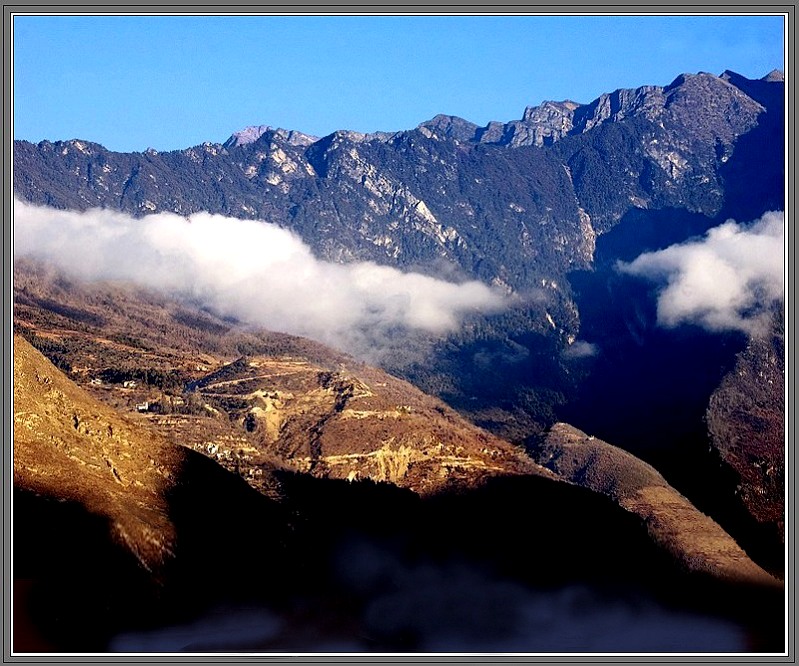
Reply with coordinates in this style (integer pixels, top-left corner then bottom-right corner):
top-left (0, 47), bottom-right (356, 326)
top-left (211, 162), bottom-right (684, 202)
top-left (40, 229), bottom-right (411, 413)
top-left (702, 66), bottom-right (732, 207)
top-left (521, 99), bottom-right (579, 123)
top-left (661, 71), bottom-right (765, 144)
top-left (719, 69), bottom-right (784, 110)
top-left (500, 100), bottom-right (582, 147)
top-left (573, 84), bottom-right (666, 133)
top-left (762, 69), bottom-right (784, 82)
top-left (34, 138), bottom-right (106, 156)
top-left (223, 125), bottom-right (320, 150)
top-left (474, 120), bottom-right (507, 144)
top-left (417, 114), bottom-right (480, 142)
top-left (663, 72), bottom-right (695, 91)
top-left (721, 69), bottom-right (784, 86)
top-left (223, 124), bottom-right (273, 149)
top-left (274, 128), bottom-right (320, 147)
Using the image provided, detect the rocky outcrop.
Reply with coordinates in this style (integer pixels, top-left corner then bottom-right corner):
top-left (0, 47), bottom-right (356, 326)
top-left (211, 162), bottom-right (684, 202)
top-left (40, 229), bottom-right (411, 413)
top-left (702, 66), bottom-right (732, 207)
top-left (417, 113), bottom-right (480, 142)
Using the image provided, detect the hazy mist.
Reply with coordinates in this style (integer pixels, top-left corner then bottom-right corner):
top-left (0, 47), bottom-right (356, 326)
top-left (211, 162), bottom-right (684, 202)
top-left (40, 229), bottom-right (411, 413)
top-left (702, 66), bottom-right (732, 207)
top-left (13, 201), bottom-right (507, 359)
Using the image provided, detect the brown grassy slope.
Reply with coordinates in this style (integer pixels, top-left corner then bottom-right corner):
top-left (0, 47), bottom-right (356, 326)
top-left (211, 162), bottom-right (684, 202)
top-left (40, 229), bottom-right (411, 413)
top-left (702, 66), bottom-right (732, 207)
top-left (180, 353), bottom-right (549, 496)
top-left (13, 257), bottom-right (351, 367)
top-left (533, 423), bottom-right (780, 588)
top-left (13, 334), bottom-right (292, 570)
top-left (13, 259), bottom-right (549, 497)
top-left (13, 333), bottom-right (305, 651)
top-left (13, 333), bottom-right (182, 574)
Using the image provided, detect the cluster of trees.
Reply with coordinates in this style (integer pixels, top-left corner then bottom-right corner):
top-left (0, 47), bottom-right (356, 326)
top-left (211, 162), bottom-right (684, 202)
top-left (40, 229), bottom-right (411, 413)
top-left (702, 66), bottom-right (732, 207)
top-left (99, 366), bottom-right (187, 391)
top-left (19, 329), bottom-right (73, 372)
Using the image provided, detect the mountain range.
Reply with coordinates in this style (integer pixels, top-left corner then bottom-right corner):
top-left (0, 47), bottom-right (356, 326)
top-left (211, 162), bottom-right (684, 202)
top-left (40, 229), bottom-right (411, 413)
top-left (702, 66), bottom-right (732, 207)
top-left (12, 68), bottom-right (786, 652)
top-left (14, 69), bottom-right (784, 287)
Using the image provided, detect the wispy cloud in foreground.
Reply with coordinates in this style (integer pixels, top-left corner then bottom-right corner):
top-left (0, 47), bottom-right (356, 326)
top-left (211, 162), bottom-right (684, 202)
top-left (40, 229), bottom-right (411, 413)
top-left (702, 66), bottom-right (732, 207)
top-left (618, 211), bottom-right (784, 335)
top-left (13, 200), bottom-right (506, 359)
top-left (111, 554), bottom-right (746, 652)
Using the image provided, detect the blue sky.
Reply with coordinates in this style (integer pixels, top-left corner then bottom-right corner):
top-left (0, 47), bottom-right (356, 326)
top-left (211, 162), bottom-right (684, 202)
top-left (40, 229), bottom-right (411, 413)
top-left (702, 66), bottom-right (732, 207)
top-left (13, 14), bottom-right (786, 152)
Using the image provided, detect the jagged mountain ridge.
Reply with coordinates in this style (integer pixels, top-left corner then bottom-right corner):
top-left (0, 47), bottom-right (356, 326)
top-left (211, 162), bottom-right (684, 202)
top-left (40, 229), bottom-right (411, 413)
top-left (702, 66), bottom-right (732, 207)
top-left (231, 69), bottom-right (780, 151)
top-left (420, 69), bottom-right (777, 149)
top-left (13, 69), bottom-right (783, 296)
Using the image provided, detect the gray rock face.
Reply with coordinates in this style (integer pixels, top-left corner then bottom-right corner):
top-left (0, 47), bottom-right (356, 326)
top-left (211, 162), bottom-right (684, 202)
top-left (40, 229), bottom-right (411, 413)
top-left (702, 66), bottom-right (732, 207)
top-left (512, 100), bottom-right (579, 146)
top-left (417, 114), bottom-right (480, 142)
top-left (661, 72), bottom-right (764, 144)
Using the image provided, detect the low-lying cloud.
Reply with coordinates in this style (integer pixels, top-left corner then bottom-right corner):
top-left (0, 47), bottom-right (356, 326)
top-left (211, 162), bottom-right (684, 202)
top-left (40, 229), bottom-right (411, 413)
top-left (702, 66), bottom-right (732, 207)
top-left (13, 201), bottom-right (507, 360)
top-left (335, 539), bottom-right (745, 653)
top-left (618, 212), bottom-right (784, 335)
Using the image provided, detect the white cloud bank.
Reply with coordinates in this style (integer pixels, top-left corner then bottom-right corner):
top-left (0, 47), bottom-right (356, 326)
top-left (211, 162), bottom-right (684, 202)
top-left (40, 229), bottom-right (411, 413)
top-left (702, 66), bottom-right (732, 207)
top-left (13, 200), bottom-right (506, 359)
top-left (618, 211), bottom-right (784, 335)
